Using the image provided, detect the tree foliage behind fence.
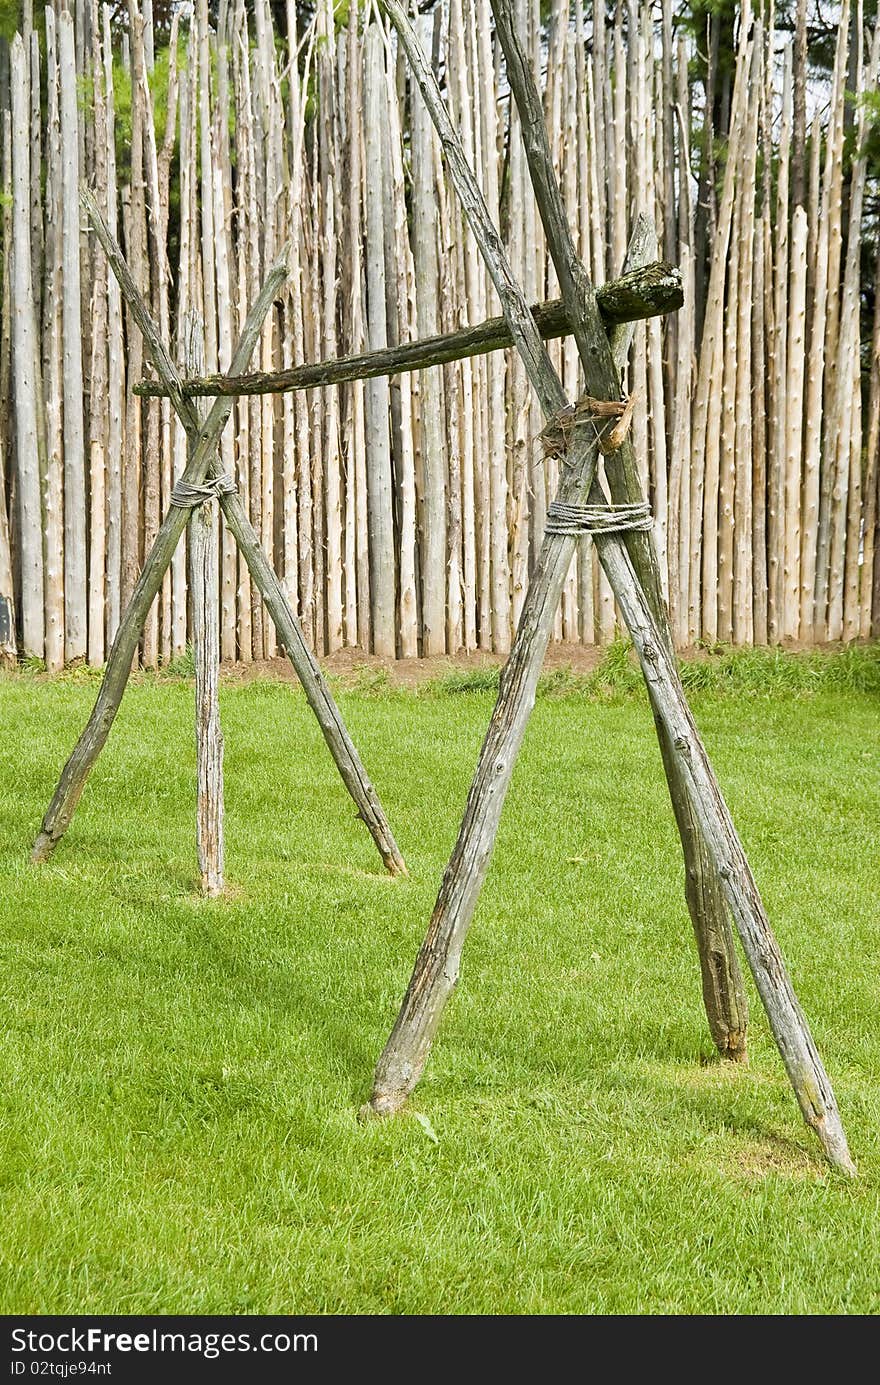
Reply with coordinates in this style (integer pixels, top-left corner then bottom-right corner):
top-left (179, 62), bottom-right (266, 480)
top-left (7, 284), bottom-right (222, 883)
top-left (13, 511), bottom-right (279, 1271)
top-left (0, 0), bottom-right (878, 670)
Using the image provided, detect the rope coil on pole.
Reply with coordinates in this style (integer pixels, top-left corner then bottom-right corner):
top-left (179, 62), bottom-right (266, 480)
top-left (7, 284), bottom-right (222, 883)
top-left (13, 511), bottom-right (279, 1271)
top-left (544, 499), bottom-right (653, 535)
top-left (169, 474), bottom-right (239, 508)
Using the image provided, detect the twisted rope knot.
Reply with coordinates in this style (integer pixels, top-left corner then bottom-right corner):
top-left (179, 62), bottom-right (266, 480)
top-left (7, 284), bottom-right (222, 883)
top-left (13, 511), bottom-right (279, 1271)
top-left (545, 500), bottom-right (653, 536)
top-left (170, 474), bottom-right (238, 508)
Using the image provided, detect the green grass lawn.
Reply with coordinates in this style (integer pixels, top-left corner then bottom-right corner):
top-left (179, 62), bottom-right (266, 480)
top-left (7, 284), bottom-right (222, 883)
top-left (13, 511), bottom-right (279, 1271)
top-left (1, 648), bottom-right (879, 1314)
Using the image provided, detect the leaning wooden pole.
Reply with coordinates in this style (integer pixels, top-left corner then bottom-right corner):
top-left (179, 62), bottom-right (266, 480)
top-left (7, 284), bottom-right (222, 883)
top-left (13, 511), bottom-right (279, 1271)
top-left (491, 0), bottom-right (747, 1061)
top-left (133, 265), bottom-right (683, 399)
top-left (368, 0), bottom-right (853, 1175)
top-left (33, 190), bottom-right (406, 880)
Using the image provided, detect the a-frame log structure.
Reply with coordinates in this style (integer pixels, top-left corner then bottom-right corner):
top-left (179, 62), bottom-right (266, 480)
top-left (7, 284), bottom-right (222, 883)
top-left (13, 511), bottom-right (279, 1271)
top-left (357, 0), bottom-right (852, 1172)
top-left (64, 7), bottom-right (854, 1173)
top-left (32, 190), bottom-right (407, 881)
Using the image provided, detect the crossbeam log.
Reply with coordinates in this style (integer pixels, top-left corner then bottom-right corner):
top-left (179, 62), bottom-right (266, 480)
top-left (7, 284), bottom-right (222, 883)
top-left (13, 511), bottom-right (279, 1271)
top-left (132, 263), bottom-right (682, 399)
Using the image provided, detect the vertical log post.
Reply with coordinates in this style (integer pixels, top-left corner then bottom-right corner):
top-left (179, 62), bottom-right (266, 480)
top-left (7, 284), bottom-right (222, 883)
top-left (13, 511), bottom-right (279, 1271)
top-left (369, 0), bottom-right (853, 1175)
top-left (10, 35), bottom-right (44, 661)
top-left (183, 313), bottom-right (225, 896)
top-left (191, 492), bottom-right (225, 895)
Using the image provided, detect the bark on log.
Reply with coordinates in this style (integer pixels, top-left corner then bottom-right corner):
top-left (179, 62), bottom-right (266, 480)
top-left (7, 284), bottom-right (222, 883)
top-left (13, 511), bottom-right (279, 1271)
top-left (11, 35), bottom-right (44, 659)
top-left (133, 265), bottom-right (683, 399)
top-left (363, 27), bottom-right (396, 658)
top-left (59, 10), bottom-right (87, 663)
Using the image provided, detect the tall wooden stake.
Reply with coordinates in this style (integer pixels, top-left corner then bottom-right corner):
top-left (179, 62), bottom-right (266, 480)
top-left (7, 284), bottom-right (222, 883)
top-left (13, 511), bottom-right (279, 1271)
top-left (183, 313), bottom-right (225, 896)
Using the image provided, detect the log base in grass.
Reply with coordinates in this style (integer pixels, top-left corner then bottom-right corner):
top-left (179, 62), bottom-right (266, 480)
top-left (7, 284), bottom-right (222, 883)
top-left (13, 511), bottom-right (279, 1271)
top-left (31, 832), bottom-right (54, 865)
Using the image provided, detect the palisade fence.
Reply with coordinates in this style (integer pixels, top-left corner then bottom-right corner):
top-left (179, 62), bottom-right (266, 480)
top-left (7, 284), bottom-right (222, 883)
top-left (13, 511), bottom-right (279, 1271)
top-left (0, 0), bottom-right (878, 671)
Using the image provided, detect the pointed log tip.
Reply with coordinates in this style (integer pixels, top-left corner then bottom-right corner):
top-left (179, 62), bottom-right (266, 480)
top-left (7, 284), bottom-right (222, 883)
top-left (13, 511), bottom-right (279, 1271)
top-left (386, 858), bottom-right (409, 879)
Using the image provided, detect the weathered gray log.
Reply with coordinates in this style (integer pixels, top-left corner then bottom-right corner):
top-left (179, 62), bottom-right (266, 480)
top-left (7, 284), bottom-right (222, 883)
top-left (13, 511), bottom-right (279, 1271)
top-left (33, 189), bottom-right (407, 880)
top-left (609, 222), bottom-right (748, 1059)
top-left (58, 11), bottom-right (87, 662)
top-left (369, 0), bottom-right (853, 1175)
top-left (597, 536), bottom-right (854, 1173)
top-left (184, 313), bottom-right (225, 897)
top-left (490, 2), bottom-right (747, 1062)
top-left (191, 490), bottom-right (224, 896)
top-left (132, 263), bottom-right (682, 399)
top-left (10, 36), bottom-right (44, 660)
top-left (363, 26), bottom-right (395, 658)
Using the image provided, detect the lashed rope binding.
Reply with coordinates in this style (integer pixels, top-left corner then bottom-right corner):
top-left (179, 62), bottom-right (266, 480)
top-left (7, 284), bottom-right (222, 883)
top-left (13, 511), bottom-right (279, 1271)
top-left (545, 499), bottom-right (653, 535)
top-left (170, 474), bottom-right (238, 508)
top-left (540, 391), bottom-right (638, 460)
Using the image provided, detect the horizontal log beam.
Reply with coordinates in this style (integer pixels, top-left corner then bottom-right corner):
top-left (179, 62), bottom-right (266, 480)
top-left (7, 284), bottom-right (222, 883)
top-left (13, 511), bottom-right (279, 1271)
top-left (134, 261), bottom-right (682, 399)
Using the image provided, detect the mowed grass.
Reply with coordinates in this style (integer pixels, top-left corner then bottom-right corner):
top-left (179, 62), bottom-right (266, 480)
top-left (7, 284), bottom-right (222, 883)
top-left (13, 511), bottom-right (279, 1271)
top-left (1, 648), bottom-right (879, 1314)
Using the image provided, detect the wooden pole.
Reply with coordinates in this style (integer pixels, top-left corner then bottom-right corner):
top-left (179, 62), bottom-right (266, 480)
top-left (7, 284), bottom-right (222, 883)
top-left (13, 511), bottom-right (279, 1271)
top-left (122, 5), bottom-right (146, 621)
top-left (42, 8), bottom-right (65, 672)
top-left (814, 1), bottom-right (851, 636)
top-left (691, 31), bottom-right (749, 642)
top-left (411, 14), bottom-right (447, 655)
top-left (183, 312), bottom-right (225, 897)
top-left (861, 235), bottom-right (880, 637)
top-left (135, 266), bottom-right (683, 399)
top-left (783, 207), bottom-right (808, 639)
top-left (733, 38), bottom-right (759, 646)
top-left (59, 9), bottom-right (87, 664)
top-left (490, 1), bottom-right (747, 1061)
top-left (0, 112), bottom-right (15, 667)
top-left (10, 34), bottom-right (44, 661)
top-left (87, 0), bottom-right (109, 670)
top-left (368, 0), bottom-right (853, 1175)
top-left (103, 1), bottom-right (125, 653)
top-left (363, 26), bottom-right (396, 658)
